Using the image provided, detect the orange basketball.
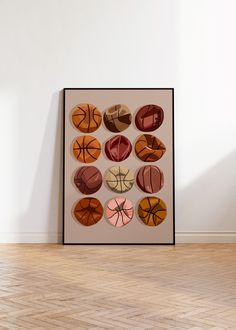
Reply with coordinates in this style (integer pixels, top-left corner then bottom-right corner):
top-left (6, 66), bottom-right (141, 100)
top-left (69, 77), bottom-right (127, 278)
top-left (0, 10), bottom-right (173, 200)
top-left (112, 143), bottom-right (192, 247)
top-left (73, 135), bottom-right (101, 163)
top-left (138, 197), bottom-right (167, 226)
top-left (72, 103), bottom-right (102, 133)
top-left (74, 198), bottom-right (103, 226)
top-left (135, 134), bottom-right (166, 162)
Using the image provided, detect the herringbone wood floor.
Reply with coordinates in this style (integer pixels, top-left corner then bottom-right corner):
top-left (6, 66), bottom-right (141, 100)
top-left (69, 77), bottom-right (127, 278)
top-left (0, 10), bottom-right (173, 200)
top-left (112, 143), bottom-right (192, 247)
top-left (0, 244), bottom-right (235, 329)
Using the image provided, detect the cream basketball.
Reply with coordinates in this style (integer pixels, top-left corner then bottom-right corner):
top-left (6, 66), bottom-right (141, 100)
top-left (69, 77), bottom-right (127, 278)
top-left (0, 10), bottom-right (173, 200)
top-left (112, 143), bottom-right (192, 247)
top-left (105, 166), bottom-right (134, 193)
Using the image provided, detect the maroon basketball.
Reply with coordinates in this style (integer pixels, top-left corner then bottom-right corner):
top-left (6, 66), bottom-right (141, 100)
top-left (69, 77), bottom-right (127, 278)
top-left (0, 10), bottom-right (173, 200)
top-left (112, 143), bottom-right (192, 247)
top-left (136, 165), bottom-right (164, 193)
top-left (105, 135), bottom-right (132, 162)
top-left (135, 104), bottom-right (164, 132)
top-left (74, 166), bottom-right (102, 194)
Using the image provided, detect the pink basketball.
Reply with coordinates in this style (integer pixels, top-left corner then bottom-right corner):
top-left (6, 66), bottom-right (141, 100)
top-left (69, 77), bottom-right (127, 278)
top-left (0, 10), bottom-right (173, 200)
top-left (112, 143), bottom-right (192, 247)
top-left (105, 197), bottom-right (134, 227)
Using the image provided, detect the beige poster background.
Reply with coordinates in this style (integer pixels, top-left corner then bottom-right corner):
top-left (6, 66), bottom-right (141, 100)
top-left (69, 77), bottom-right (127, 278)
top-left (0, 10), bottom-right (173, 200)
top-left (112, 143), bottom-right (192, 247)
top-left (64, 89), bottom-right (174, 244)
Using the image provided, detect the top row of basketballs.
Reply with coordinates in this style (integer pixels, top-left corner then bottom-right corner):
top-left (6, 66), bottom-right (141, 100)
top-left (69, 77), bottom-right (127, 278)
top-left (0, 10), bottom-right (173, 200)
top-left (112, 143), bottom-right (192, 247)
top-left (71, 103), bottom-right (164, 133)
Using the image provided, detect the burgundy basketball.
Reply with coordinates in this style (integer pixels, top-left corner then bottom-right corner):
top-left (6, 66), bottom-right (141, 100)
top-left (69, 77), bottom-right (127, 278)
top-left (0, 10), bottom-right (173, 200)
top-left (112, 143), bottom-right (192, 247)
top-left (136, 165), bottom-right (164, 193)
top-left (105, 135), bottom-right (132, 162)
top-left (74, 166), bottom-right (102, 194)
top-left (135, 104), bottom-right (164, 132)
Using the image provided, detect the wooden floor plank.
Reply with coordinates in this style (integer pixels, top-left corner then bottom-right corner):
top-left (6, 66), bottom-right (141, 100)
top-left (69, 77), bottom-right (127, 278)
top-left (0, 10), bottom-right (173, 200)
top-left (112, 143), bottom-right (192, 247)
top-left (0, 244), bottom-right (235, 329)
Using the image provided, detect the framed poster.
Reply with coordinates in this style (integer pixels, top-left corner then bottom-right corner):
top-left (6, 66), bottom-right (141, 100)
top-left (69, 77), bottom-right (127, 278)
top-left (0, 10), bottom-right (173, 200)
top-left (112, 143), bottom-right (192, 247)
top-left (63, 88), bottom-right (175, 244)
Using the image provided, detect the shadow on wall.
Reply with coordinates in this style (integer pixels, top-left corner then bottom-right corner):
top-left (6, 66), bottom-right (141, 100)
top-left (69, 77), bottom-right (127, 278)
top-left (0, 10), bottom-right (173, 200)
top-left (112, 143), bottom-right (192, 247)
top-left (176, 150), bottom-right (236, 232)
top-left (21, 91), bottom-right (64, 242)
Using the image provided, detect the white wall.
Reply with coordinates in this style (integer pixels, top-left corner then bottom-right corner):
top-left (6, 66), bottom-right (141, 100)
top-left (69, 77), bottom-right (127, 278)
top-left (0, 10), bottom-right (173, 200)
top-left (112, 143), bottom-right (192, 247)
top-left (0, 0), bottom-right (236, 243)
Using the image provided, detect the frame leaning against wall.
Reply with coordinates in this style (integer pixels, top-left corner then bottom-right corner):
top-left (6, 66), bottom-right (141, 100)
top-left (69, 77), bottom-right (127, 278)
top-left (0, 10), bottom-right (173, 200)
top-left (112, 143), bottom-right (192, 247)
top-left (62, 88), bottom-right (175, 245)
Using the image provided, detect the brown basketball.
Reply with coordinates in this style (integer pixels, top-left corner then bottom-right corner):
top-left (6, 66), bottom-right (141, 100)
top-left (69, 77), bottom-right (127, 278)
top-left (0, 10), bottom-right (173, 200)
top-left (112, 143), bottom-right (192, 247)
top-left (73, 135), bottom-right (101, 163)
top-left (74, 197), bottom-right (103, 226)
top-left (135, 104), bottom-right (164, 132)
top-left (72, 103), bottom-right (102, 133)
top-left (138, 197), bottom-right (167, 226)
top-left (103, 104), bottom-right (132, 132)
top-left (74, 166), bottom-right (102, 194)
top-left (135, 134), bottom-right (166, 162)
top-left (136, 165), bottom-right (164, 193)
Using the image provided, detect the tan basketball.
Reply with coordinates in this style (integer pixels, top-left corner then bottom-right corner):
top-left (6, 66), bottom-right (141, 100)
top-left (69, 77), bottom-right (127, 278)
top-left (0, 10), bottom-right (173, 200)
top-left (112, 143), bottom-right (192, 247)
top-left (103, 104), bottom-right (132, 132)
top-left (105, 166), bottom-right (134, 193)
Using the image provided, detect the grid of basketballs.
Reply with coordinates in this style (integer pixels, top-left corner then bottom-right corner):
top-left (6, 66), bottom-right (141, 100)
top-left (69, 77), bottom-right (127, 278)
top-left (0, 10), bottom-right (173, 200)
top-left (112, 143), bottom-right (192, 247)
top-left (71, 103), bottom-right (167, 228)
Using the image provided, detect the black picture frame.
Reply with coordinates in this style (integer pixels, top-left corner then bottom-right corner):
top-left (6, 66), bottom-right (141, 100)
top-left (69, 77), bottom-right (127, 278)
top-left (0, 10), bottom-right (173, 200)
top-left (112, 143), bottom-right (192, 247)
top-left (62, 88), bottom-right (175, 245)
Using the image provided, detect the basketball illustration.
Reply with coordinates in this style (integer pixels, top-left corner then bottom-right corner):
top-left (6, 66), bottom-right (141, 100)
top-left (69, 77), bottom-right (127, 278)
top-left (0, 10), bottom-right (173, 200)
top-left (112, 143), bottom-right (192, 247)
top-left (72, 103), bottom-right (102, 133)
top-left (136, 165), bottom-right (164, 193)
top-left (138, 197), bottom-right (167, 226)
top-left (135, 134), bottom-right (166, 162)
top-left (104, 104), bottom-right (132, 132)
top-left (73, 135), bottom-right (101, 163)
top-left (135, 104), bottom-right (164, 132)
top-left (105, 135), bottom-right (132, 162)
top-left (105, 197), bottom-right (134, 227)
top-left (74, 166), bottom-right (102, 194)
top-left (105, 166), bottom-right (134, 193)
top-left (74, 197), bottom-right (103, 226)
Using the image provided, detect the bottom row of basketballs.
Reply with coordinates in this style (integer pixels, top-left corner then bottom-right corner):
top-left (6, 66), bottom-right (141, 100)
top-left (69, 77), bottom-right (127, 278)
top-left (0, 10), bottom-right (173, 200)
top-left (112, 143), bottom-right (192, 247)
top-left (73, 196), bottom-right (167, 227)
